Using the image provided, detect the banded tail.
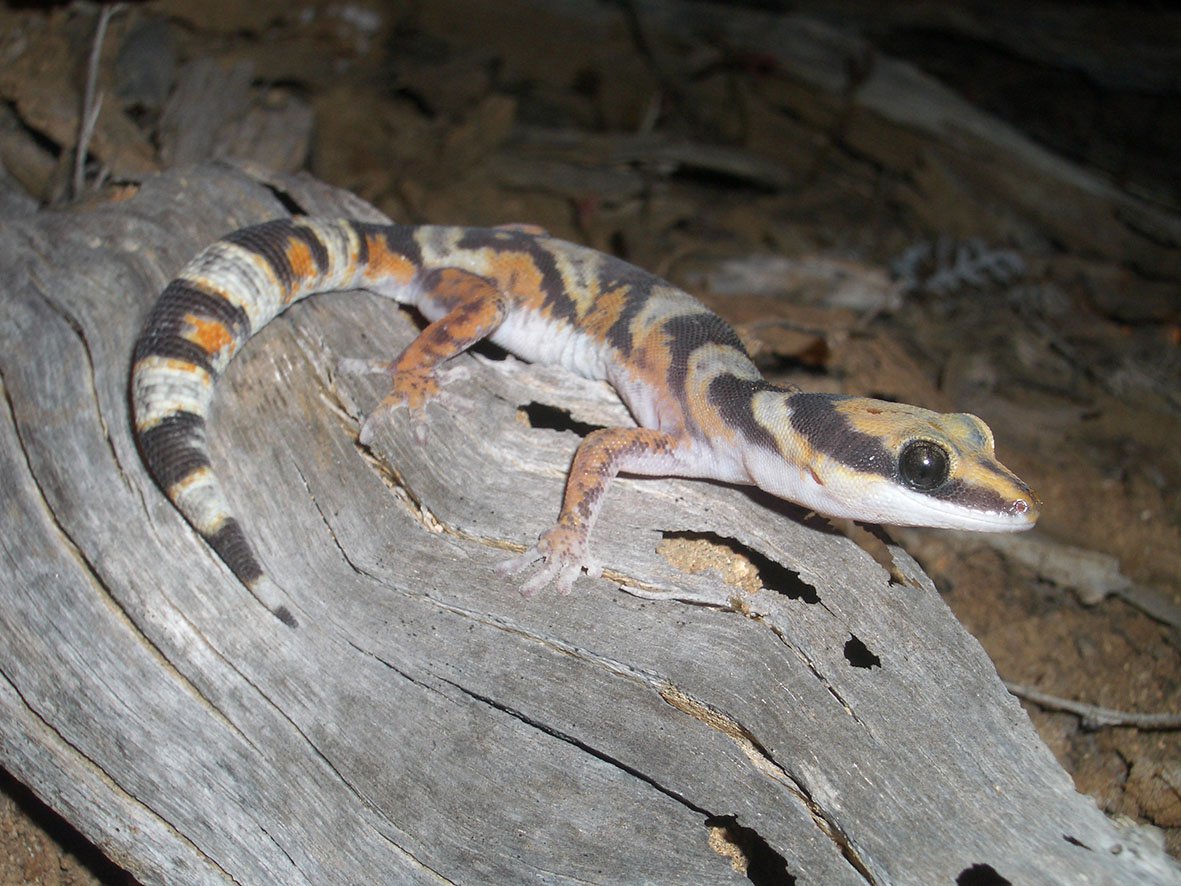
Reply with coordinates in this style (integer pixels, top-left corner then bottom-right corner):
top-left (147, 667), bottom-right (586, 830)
top-left (131, 217), bottom-right (420, 626)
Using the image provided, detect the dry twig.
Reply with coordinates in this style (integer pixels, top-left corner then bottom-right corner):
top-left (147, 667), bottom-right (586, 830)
top-left (73, 4), bottom-right (122, 199)
top-left (1006, 681), bottom-right (1181, 731)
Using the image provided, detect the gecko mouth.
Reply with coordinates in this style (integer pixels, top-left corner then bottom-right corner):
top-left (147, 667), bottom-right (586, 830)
top-left (899, 493), bottom-right (1040, 531)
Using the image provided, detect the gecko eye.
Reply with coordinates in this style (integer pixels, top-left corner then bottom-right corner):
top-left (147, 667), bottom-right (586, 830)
top-left (899, 440), bottom-right (950, 491)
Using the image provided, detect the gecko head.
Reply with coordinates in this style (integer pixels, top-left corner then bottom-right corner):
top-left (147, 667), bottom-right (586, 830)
top-left (746, 392), bottom-right (1040, 531)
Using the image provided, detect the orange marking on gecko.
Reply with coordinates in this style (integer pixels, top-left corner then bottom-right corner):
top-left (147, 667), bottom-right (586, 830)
top-left (184, 314), bottom-right (236, 355)
top-left (580, 286), bottom-right (632, 341)
top-left (488, 251), bottom-right (551, 311)
top-left (428, 268), bottom-right (501, 313)
top-left (629, 338), bottom-right (671, 386)
top-left (362, 236), bottom-right (418, 286)
top-left (285, 238), bottom-right (320, 282)
top-left (687, 404), bottom-right (738, 444)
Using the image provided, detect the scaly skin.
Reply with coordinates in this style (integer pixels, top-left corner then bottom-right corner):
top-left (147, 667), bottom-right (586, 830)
top-left (131, 217), bottom-right (1040, 623)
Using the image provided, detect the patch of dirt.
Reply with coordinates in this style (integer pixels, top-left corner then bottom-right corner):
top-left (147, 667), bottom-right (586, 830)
top-left (0, 770), bottom-right (127, 886)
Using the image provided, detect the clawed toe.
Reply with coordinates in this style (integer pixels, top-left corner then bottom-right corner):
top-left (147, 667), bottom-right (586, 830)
top-left (497, 526), bottom-right (597, 596)
top-left (436, 364), bottom-right (471, 385)
top-left (359, 401), bottom-right (431, 445)
top-left (434, 389), bottom-right (476, 415)
top-left (338, 357), bottom-right (394, 377)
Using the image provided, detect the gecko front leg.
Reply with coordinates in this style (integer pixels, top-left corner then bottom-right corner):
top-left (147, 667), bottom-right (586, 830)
top-left (498, 426), bottom-right (685, 595)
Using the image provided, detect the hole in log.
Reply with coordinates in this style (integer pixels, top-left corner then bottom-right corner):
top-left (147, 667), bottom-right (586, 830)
top-left (706, 815), bottom-right (795, 884)
top-left (518, 402), bottom-right (602, 438)
top-left (843, 634), bottom-right (881, 669)
top-left (260, 182), bottom-right (307, 215)
top-left (956, 863), bottom-right (1012, 885)
top-left (748, 545), bottom-right (820, 604)
top-left (658, 531), bottom-right (820, 603)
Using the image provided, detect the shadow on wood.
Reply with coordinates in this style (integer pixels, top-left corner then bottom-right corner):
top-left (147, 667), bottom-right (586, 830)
top-left (0, 164), bottom-right (1174, 883)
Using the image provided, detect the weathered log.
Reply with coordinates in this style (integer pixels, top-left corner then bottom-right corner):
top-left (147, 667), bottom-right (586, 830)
top-left (0, 163), bottom-right (1175, 883)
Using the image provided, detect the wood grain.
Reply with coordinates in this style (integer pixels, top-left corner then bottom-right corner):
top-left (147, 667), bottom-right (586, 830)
top-left (0, 163), bottom-right (1174, 883)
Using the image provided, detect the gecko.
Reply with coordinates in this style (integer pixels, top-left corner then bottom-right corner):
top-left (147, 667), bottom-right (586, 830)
top-left (131, 217), bottom-right (1040, 626)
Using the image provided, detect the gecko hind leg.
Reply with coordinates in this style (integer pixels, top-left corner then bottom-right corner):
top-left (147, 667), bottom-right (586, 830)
top-left (343, 268), bottom-right (507, 445)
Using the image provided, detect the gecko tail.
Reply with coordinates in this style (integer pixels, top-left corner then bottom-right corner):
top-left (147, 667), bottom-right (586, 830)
top-left (130, 218), bottom-right (355, 628)
top-left (130, 404), bottom-right (298, 628)
top-left (205, 518), bottom-right (299, 628)
top-left (247, 575), bottom-right (299, 629)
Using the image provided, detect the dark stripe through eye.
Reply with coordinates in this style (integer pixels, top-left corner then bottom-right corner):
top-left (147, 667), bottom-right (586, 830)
top-left (788, 394), bottom-right (892, 477)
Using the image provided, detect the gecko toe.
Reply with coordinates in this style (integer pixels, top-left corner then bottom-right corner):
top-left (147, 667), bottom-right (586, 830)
top-left (555, 562), bottom-right (585, 595)
top-left (496, 546), bottom-right (541, 576)
top-left (498, 526), bottom-right (598, 595)
top-left (338, 356), bottom-right (394, 377)
top-left (358, 415), bottom-right (379, 446)
top-left (519, 561), bottom-right (561, 598)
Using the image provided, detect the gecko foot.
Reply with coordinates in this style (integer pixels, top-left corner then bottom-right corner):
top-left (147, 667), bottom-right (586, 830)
top-left (358, 398), bottom-right (429, 446)
top-left (496, 526), bottom-right (602, 596)
top-left (343, 358), bottom-right (475, 445)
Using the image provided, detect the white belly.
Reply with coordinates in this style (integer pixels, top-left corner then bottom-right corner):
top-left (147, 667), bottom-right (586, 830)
top-left (489, 307), bottom-right (611, 381)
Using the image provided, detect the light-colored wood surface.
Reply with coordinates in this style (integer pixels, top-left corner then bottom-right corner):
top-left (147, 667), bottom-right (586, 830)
top-left (0, 164), bottom-right (1174, 883)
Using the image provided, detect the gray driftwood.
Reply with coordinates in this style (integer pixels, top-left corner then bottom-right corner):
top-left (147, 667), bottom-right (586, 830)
top-left (0, 164), bottom-right (1175, 884)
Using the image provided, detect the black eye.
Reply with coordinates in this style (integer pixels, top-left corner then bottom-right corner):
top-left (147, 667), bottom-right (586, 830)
top-left (899, 440), bottom-right (950, 491)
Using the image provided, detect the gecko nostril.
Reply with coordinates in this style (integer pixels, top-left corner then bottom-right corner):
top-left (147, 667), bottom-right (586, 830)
top-left (1009, 494), bottom-right (1040, 521)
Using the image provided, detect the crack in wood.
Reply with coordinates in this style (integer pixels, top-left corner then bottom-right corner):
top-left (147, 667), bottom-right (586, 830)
top-left (643, 527), bottom-right (872, 730)
top-left (0, 667), bottom-right (233, 880)
top-left (363, 612), bottom-right (823, 882)
top-left (356, 442), bottom-right (450, 534)
top-left (759, 617), bottom-right (865, 729)
top-left (346, 640), bottom-right (450, 699)
top-left (291, 461), bottom-right (385, 583)
top-left (421, 596), bottom-right (674, 693)
top-left (26, 268), bottom-right (131, 496)
top-left (439, 675), bottom-right (719, 813)
top-left (658, 684), bottom-right (874, 883)
top-left (362, 582), bottom-right (873, 881)
top-left (446, 674), bottom-right (806, 881)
